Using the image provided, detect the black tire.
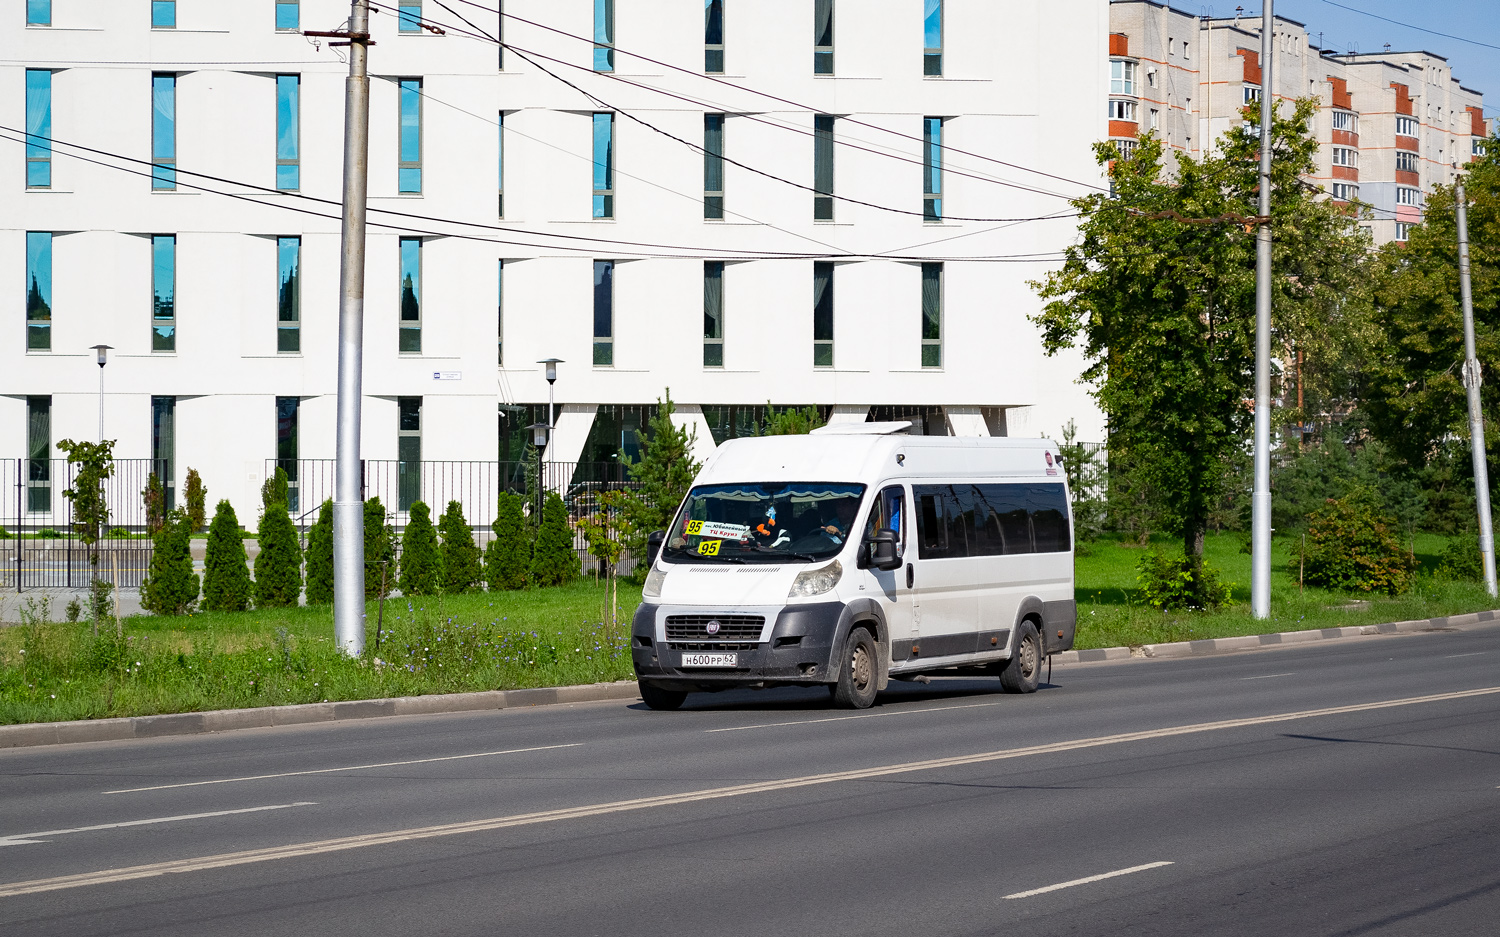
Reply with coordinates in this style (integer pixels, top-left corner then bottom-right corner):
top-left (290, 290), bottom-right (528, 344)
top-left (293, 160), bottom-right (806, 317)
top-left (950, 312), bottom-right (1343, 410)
top-left (639, 681), bottom-right (688, 711)
top-left (831, 628), bottom-right (879, 710)
top-left (998, 620), bottom-right (1042, 694)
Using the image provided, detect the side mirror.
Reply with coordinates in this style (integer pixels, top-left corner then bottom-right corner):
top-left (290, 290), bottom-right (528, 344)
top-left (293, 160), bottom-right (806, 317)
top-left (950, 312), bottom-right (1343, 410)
top-left (862, 529), bottom-right (901, 571)
top-left (647, 529), bottom-right (665, 568)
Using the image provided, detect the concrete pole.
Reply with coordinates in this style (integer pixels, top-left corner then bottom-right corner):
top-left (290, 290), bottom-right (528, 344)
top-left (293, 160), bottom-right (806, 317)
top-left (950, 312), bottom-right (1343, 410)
top-left (333, 0), bottom-right (372, 656)
top-left (1250, 0), bottom-right (1275, 619)
top-left (1456, 176), bottom-right (1498, 597)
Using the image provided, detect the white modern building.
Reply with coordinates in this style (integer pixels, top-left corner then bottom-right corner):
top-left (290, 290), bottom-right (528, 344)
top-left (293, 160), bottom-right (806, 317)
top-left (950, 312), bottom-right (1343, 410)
top-left (4, 0), bottom-right (1107, 527)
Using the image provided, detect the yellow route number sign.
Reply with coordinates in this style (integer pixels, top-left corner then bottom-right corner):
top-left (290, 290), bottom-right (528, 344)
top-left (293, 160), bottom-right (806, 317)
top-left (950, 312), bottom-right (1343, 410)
top-left (697, 539), bottom-right (722, 556)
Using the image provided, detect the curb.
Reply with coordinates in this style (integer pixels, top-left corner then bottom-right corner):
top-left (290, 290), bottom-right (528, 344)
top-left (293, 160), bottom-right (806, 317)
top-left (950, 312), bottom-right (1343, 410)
top-left (0, 681), bottom-right (641, 750)
top-left (1050, 609), bottom-right (1500, 664)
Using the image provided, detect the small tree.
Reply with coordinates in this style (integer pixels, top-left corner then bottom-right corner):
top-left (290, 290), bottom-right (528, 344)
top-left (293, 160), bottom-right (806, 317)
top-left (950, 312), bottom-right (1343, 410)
top-left (183, 468), bottom-right (207, 533)
top-left (254, 498), bottom-right (303, 608)
top-left (365, 496), bottom-right (396, 599)
top-left (399, 501), bottom-right (443, 597)
top-left (202, 499), bottom-right (252, 612)
top-left (437, 500), bottom-right (483, 594)
top-left (261, 467), bottom-right (290, 511)
top-left (1302, 492), bottom-right (1418, 595)
top-left (484, 491), bottom-right (531, 590)
top-left (58, 438), bottom-right (117, 631)
top-left (304, 499), bottom-right (335, 604)
top-left (604, 390), bottom-right (702, 581)
top-left (140, 510), bottom-right (199, 616)
top-left (758, 403), bottom-right (826, 435)
top-left (142, 472), bottom-right (167, 536)
top-left (531, 491), bottom-right (580, 587)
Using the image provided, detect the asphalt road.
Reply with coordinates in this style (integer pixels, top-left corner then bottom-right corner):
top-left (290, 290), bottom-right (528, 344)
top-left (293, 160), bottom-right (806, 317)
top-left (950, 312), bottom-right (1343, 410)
top-left (4, 622), bottom-right (1500, 936)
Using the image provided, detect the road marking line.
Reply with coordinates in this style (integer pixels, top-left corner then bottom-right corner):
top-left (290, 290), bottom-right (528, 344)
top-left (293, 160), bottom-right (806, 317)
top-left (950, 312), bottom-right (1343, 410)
top-left (1003, 861), bottom-right (1174, 899)
top-left (103, 744), bottom-right (584, 794)
top-left (1241, 673), bottom-right (1297, 680)
top-left (0, 803), bottom-right (317, 847)
top-left (706, 702), bottom-right (999, 733)
top-left (5, 685), bottom-right (1500, 898)
top-left (1446, 652), bottom-right (1488, 659)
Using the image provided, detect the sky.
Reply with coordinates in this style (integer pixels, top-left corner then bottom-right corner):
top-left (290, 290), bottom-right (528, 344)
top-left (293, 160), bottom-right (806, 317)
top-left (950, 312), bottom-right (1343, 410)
top-left (1158, 0), bottom-right (1500, 117)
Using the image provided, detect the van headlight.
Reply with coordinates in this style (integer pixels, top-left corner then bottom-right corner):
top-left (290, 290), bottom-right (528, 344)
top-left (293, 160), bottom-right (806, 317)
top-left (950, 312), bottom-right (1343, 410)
top-left (643, 564), bottom-right (667, 598)
top-left (788, 560), bottom-right (842, 598)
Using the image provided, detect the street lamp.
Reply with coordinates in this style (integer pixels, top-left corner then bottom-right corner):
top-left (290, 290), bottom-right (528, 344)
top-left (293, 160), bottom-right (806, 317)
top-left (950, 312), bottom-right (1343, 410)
top-left (526, 420), bottom-right (551, 518)
top-left (91, 344), bottom-right (113, 443)
top-left (537, 357), bottom-right (563, 437)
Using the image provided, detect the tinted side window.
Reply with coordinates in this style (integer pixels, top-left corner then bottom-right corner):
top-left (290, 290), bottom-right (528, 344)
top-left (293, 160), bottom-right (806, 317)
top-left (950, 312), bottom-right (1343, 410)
top-left (975, 484), bottom-right (1032, 555)
top-left (1028, 483), bottom-right (1071, 553)
top-left (916, 488), bottom-right (948, 558)
top-left (862, 485), bottom-right (907, 556)
top-left (948, 484), bottom-right (974, 557)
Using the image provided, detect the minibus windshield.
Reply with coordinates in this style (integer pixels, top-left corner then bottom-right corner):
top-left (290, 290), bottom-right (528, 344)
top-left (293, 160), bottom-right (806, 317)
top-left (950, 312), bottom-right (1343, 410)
top-left (663, 482), bottom-right (867, 563)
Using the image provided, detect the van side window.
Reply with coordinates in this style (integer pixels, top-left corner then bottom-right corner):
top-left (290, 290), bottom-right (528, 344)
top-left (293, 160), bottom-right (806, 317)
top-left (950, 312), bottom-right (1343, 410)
top-left (862, 484), bottom-right (906, 556)
top-left (916, 489), bottom-right (948, 558)
top-left (1027, 483), bottom-right (1072, 553)
top-left (973, 484), bottom-right (1031, 555)
top-left (948, 484), bottom-right (974, 557)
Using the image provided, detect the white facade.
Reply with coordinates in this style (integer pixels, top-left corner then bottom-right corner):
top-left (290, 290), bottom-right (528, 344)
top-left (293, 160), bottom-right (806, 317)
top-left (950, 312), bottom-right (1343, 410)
top-left (4, 0), bottom-right (1108, 525)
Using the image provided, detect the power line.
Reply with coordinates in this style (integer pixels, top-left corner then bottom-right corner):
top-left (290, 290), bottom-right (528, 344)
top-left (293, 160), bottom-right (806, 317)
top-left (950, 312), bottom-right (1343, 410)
top-left (1313, 0), bottom-right (1500, 54)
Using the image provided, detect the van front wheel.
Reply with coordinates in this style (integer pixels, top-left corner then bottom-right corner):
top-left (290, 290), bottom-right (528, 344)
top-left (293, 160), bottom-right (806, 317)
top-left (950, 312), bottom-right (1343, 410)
top-left (639, 681), bottom-right (688, 711)
top-left (831, 628), bottom-right (879, 710)
top-left (999, 621), bottom-right (1042, 694)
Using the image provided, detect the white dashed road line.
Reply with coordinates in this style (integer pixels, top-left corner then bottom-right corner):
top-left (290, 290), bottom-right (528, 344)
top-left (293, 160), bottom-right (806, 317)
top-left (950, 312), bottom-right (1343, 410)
top-left (0, 803), bottom-right (317, 846)
top-left (1003, 861), bottom-right (1175, 899)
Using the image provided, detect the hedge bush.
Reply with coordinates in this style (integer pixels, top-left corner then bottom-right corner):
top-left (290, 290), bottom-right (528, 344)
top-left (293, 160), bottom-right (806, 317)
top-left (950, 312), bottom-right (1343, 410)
top-left (141, 511), bottom-right (199, 616)
top-left (399, 501), bottom-right (443, 597)
top-left (365, 496), bottom-right (396, 599)
top-left (484, 492), bottom-right (531, 591)
top-left (438, 500), bottom-right (483, 594)
top-left (304, 499), bottom-right (335, 604)
top-left (1136, 551), bottom-right (1231, 611)
top-left (1301, 493), bottom-right (1417, 594)
top-left (530, 492), bottom-right (579, 587)
top-left (201, 500), bottom-right (252, 612)
top-left (254, 501), bottom-right (303, 608)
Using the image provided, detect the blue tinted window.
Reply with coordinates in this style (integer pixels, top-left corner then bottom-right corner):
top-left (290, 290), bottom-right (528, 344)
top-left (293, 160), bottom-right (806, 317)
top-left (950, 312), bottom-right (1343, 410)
top-left (923, 117), bottom-right (942, 221)
top-left (26, 232), bottom-right (51, 351)
top-left (25, 69), bottom-right (50, 188)
top-left (592, 112), bottom-right (614, 218)
top-left (399, 79), bottom-right (422, 193)
top-left (152, 0), bottom-right (175, 28)
top-left (497, 111), bottom-right (504, 216)
top-left (593, 260), bottom-right (613, 366)
top-left (924, 0), bottom-right (942, 74)
top-left (399, 0), bottom-right (421, 32)
top-left (399, 237), bottom-right (422, 353)
top-left (276, 0), bottom-right (299, 30)
top-left (276, 75), bottom-right (300, 190)
top-left (152, 235), bottom-right (176, 351)
top-left (705, 0), bottom-right (724, 72)
top-left (152, 73), bottom-right (176, 190)
top-left (594, 0), bottom-right (614, 71)
top-left (277, 237), bottom-right (300, 353)
top-left (27, 0), bottom-right (50, 26)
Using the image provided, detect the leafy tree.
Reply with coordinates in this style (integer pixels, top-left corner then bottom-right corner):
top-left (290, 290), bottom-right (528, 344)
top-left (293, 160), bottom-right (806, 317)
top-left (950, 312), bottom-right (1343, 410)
top-left (304, 499), bottom-right (334, 605)
top-left (261, 467), bottom-right (290, 511)
top-left (398, 501), bottom-right (443, 597)
top-left (437, 500), bottom-right (483, 594)
top-left (58, 438), bottom-right (116, 630)
top-left (758, 403), bottom-right (826, 435)
top-left (602, 391), bottom-right (702, 581)
top-left (254, 498), bottom-right (303, 608)
top-left (142, 472), bottom-right (166, 536)
top-left (1301, 492), bottom-right (1417, 594)
top-left (484, 492), bottom-right (531, 590)
top-left (530, 491), bottom-right (580, 587)
top-left (201, 499), bottom-right (252, 612)
top-left (365, 496), bottom-right (396, 599)
top-left (1058, 421), bottom-right (1106, 542)
top-left (141, 510), bottom-right (199, 616)
top-left (1031, 101), bottom-right (1373, 601)
top-left (183, 468), bottom-right (207, 533)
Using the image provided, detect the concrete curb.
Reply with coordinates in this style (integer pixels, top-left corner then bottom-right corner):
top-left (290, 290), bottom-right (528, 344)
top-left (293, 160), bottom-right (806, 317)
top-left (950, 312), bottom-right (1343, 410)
top-left (1050, 609), bottom-right (1500, 664)
top-left (0, 681), bottom-right (641, 750)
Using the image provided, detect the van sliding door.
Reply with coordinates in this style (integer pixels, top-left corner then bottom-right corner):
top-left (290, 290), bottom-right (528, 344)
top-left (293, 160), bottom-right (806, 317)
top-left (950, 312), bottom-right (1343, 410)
top-left (910, 484), bottom-right (979, 661)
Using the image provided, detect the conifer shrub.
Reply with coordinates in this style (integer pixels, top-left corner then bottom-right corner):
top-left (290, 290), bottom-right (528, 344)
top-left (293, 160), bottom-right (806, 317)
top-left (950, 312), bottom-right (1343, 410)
top-left (183, 468), bottom-right (207, 533)
top-left (202, 500), bottom-right (252, 612)
top-left (365, 496), bottom-right (396, 599)
top-left (531, 492), bottom-right (580, 587)
top-left (142, 473), bottom-right (167, 535)
top-left (261, 467), bottom-right (290, 511)
top-left (437, 500), bottom-right (483, 594)
top-left (141, 510), bottom-right (200, 616)
top-left (603, 391), bottom-right (702, 582)
top-left (1301, 493), bottom-right (1417, 594)
top-left (254, 499), bottom-right (303, 608)
top-left (304, 499), bottom-right (335, 604)
top-left (399, 501), bottom-right (443, 597)
top-left (484, 491), bottom-right (531, 591)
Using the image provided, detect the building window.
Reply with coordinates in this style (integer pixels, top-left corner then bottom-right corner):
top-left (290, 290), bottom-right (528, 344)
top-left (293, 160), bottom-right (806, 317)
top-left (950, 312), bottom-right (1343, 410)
top-left (593, 112), bottom-right (615, 218)
top-left (1331, 110), bottom-right (1357, 132)
top-left (152, 395), bottom-right (176, 510)
top-left (593, 260), bottom-right (614, 366)
top-left (923, 117), bottom-right (943, 222)
top-left (814, 114), bottom-right (835, 220)
top-left (277, 236), bottom-right (301, 353)
top-left (1149, 108), bottom-right (1159, 130)
top-left (152, 73), bottom-right (176, 189)
top-left (497, 111), bottom-right (505, 216)
top-left (276, 74), bottom-right (300, 190)
top-left (1182, 41), bottom-right (1189, 60)
top-left (1396, 150), bottom-right (1419, 173)
top-left (1331, 182), bottom-right (1358, 201)
top-left (27, 0), bottom-right (49, 26)
top-left (704, 260), bottom-right (724, 367)
top-left (1109, 60), bottom-right (1136, 96)
top-left (497, 259), bottom-right (504, 366)
top-left (399, 78), bottom-right (422, 193)
top-left (1396, 186), bottom-right (1422, 206)
top-left (152, 0), bottom-right (175, 28)
top-left (705, 0), bottom-right (724, 73)
top-left (1331, 146), bottom-right (1357, 167)
top-left (276, 0), bottom-right (298, 30)
top-left (398, 0), bottom-right (421, 32)
top-left (25, 69), bottom-right (50, 188)
top-left (1474, 139), bottom-right (1487, 157)
top-left (1167, 37), bottom-right (1174, 56)
top-left (1113, 139), bottom-right (1137, 160)
top-left (152, 234), bottom-right (176, 352)
top-left (397, 397), bottom-right (421, 511)
top-left (1395, 115), bottom-right (1417, 137)
top-left (26, 232), bottom-right (51, 351)
top-left (924, 0), bottom-right (942, 76)
top-left (814, 0), bottom-right (833, 74)
top-left (1107, 99), bottom-right (1137, 121)
top-left (1395, 222), bottom-right (1412, 242)
top-left (26, 396), bottom-right (50, 512)
top-left (704, 112), bottom-right (725, 219)
top-left (276, 396), bottom-right (300, 512)
top-left (399, 237), bottom-right (422, 353)
top-left (594, 0), bottom-right (614, 71)
top-left (1243, 85), bottom-right (1262, 105)
top-left (921, 262), bottom-right (942, 367)
top-left (813, 261), bottom-right (833, 367)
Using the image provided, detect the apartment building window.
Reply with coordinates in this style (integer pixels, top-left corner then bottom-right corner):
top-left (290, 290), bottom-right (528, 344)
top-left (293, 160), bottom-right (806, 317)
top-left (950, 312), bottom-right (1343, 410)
top-left (1395, 116), bottom-right (1417, 137)
top-left (704, 113), bottom-right (725, 219)
top-left (276, 0), bottom-right (299, 30)
top-left (398, 0), bottom-right (421, 32)
top-left (25, 69), bottom-right (50, 187)
top-left (275, 396), bottom-right (300, 512)
top-left (594, 0), bottom-right (614, 71)
top-left (814, 0), bottom-right (833, 74)
top-left (152, 73), bottom-right (176, 189)
top-left (27, 0), bottom-right (49, 26)
top-left (399, 79), bottom-right (422, 193)
top-left (26, 232), bottom-right (51, 351)
top-left (1113, 140), bottom-right (1137, 160)
top-left (1243, 85), bottom-right (1262, 105)
top-left (276, 75), bottom-right (300, 190)
top-left (497, 111), bottom-right (505, 216)
top-left (27, 396), bottom-right (50, 512)
top-left (1477, 139), bottom-right (1489, 158)
top-left (152, 0), bottom-right (175, 28)
top-left (923, 117), bottom-right (943, 222)
top-left (497, 259), bottom-right (504, 365)
top-left (924, 0), bottom-right (942, 76)
top-left (705, 0), bottom-right (724, 73)
top-left (1396, 186), bottom-right (1422, 207)
top-left (1395, 222), bottom-right (1412, 242)
top-left (813, 261), bottom-right (833, 367)
top-left (399, 237), bottom-right (422, 353)
top-left (277, 236), bottom-right (301, 353)
top-left (593, 260), bottom-right (614, 366)
top-left (921, 262), bottom-right (942, 368)
top-left (704, 261), bottom-right (724, 367)
top-left (152, 235), bottom-right (176, 352)
top-left (1331, 183), bottom-right (1358, 201)
top-left (1108, 100), bottom-right (1137, 121)
top-left (1109, 60), bottom-right (1136, 96)
top-left (593, 112), bottom-right (615, 218)
top-left (397, 397), bottom-right (421, 511)
top-left (814, 114), bottom-right (835, 220)
top-left (1396, 150), bottom-right (1419, 173)
top-left (1331, 146), bottom-right (1357, 167)
top-left (1182, 41), bottom-right (1189, 60)
top-left (152, 396), bottom-right (176, 510)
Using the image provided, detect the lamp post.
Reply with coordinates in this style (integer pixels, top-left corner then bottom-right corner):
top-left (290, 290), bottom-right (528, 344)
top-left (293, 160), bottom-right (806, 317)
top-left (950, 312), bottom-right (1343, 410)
top-left (91, 344), bottom-right (113, 443)
top-left (537, 357), bottom-right (563, 438)
top-left (526, 420), bottom-right (551, 519)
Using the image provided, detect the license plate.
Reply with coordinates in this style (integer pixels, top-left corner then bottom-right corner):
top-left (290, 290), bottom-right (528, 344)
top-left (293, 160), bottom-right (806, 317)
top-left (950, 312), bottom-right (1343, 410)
top-left (680, 653), bottom-right (738, 668)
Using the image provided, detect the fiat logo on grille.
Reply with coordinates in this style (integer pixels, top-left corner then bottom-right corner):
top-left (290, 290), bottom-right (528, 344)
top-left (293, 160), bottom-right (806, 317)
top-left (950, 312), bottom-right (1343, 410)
top-left (705, 620), bottom-right (722, 635)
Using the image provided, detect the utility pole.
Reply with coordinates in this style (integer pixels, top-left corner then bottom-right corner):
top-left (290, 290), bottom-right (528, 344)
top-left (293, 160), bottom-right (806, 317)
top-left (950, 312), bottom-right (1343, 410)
top-left (1456, 175), bottom-right (1498, 597)
top-left (1250, 0), bottom-right (1275, 619)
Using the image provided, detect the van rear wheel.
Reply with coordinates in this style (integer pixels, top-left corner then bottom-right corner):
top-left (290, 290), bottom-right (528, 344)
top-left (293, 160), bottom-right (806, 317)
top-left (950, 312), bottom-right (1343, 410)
top-left (831, 628), bottom-right (879, 710)
top-left (639, 681), bottom-right (688, 711)
top-left (999, 621), bottom-right (1042, 694)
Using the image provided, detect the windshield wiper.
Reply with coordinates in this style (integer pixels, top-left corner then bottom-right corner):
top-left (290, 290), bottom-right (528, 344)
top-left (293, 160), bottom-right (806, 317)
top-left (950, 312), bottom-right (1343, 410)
top-left (740, 544), bottom-right (823, 563)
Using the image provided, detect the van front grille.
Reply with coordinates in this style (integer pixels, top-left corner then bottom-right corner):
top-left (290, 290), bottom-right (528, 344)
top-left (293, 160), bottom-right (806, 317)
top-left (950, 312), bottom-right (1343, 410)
top-left (665, 614), bottom-right (765, 642)
top-left (667, 642), bottom-right (760, 652)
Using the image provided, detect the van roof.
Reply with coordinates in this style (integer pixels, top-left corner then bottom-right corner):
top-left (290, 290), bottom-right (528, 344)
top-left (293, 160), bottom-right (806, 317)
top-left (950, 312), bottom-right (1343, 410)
top-left (696, 434), bottom-right (1063, 486)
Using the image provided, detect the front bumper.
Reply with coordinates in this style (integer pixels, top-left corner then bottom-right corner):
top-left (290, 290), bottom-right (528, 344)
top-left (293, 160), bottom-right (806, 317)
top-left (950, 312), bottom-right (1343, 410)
top-left (631, 601), bottom-right (846, 690)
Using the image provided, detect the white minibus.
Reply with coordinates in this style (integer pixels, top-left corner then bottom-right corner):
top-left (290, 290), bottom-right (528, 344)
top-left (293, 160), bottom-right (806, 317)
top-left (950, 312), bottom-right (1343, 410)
top-left (630, 423), bottom-right (1077, 710)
